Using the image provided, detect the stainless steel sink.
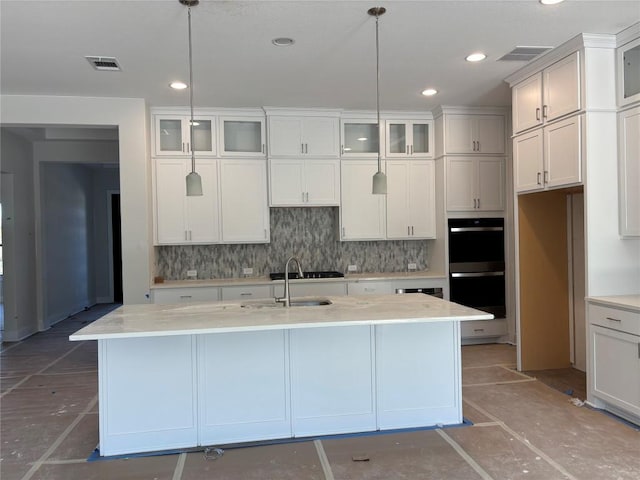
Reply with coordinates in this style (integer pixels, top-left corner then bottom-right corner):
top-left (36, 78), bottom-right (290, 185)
top-left (241, 297), bottom-right (332, 309)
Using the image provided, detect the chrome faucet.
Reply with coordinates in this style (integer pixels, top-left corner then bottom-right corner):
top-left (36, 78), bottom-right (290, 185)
top-left (275, 256), bottom-right (304, 307)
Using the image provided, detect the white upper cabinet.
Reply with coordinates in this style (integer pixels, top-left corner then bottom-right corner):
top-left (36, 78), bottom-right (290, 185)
top-left (341, 118), bottom-right (380, 157)
top-left (444, 114), bottom-right (505, 154)
top-left (340, 160), bottom-right (386, 241)
top-left (386, 160), bottom-right (436, 239)
top-left (618, 36), bottom-right (640, 107)
top-left (219, 116), bottom-right (266, 157)
top-left (512, 51), bottom-right (580, 134)
top-left (618, 106), bottom-right (640, 236)
top-left (269, 158), bottom-right (340, 206)
top-left (384, 120), bottom-right (433, 158)
top-left (219, 159), bottom-right (270, 243)
top-left (267, 113), bottom-right (340, 158)
top-left (446, 157), bottom-right (504, 212)
top-left (153, 114), bottom-right (216, 157)
top-left (154, 158), bottom-right (220, 245)
top-left (514, 115), bottom-right (582, 194)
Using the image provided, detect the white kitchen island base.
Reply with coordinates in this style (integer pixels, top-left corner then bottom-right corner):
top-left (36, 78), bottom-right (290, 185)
top-left (72, 294), bottom-right (489, 456)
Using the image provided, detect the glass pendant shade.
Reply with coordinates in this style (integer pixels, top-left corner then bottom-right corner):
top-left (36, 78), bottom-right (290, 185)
top-left (186, 170), bottom-right (203, 196)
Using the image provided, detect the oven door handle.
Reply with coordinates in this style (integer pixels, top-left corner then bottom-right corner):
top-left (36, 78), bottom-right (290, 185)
top-left (451, 271), bottom-right (505, 278)
top-left (450, 227), bottom-right (504, 233)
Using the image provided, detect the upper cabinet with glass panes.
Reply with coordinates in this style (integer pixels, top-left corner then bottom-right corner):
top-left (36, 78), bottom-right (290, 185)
top-left (618, 36), bottom-right (640, 107)
top-left (341, 116), bottom-right (381, 157)
top-left (153, 114), bottom-right (216, 157)
top-left (383, 117), bottom-right (434, 158)
top-left (219, 115), bottom-right (266, 157)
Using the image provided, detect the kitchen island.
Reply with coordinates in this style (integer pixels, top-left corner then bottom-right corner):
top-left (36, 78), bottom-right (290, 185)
top-left (70, 294), bottom-right (492, 456)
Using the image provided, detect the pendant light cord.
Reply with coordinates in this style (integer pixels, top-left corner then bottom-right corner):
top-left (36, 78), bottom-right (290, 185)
top-left (188, 6), bottom-right (196, 174)
top-left (375, 12), bottom-right (382, 173)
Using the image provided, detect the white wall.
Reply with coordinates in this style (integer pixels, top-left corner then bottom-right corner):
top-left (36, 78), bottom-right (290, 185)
top-left (0, 95), bottom-right (152, 310)
top-left (0, 129), bottom-right (38, 340)
top-left (41, 163), bottom-right (95, 325)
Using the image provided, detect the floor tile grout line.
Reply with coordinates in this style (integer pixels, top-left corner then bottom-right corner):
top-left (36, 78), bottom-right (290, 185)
top-left (462, 397), bottom-right (579, 480)
top-left (172, 452), bottom-right (188, 480)
top-left (33, 459), bottom-right (89, 465)
top-left (463, 378), bottom-right (537, 387)
top-left (20, 394), bottom-right (98, 480)
top-left (314, 439), bottom-right (335, 480)
top-left (436, 429), bottom-right (494, 480)
top-left (1, 341), bottom-right (87, 399)
top-left (469, 422), bottom-right (502, 427)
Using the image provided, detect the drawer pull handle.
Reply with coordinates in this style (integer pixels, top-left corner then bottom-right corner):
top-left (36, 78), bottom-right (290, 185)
top-left (606, 317), bottom-right (622, 322)
top-left (240, 293), bottom-right (252, 296)
top-left (474, 328), bottom-right (485, 332)
top-left (179, 295), bottom-right (192, 298)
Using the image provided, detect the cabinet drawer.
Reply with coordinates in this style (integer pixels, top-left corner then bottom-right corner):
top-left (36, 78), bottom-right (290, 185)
top-left (153, 287), bottom-right (220, 304)
top-left (221, 285), bottom-right (273, 301)
top-left (461, 319), bottom-right (507, 338)
top-left (589, 303), bottom-right (640, 336)
top-left (274, 281), bottom-right (347, 299)
top-left (348, 281), bottom-right (394, 295)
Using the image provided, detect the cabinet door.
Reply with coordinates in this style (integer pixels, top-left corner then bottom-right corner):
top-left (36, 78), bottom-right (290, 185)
top-left (409, 160), bottom-right (436, 238)
top-left (386, 121), bottom-right (409, 157)
top-left (269, 159), bottom-right (305, 206)
top-left (477, 157), bottom-right (504, 211)
top-left (476, 115), bottom-right (505, 154)
top-left (591, 325), bottom-right (640, 417)
top-left (544, 115), bottom-right (581, 189)
top-left (513, 74), bottom-right (543, 134)
top-left (342, 120), bottom-right (379, 156)
top-left (189, 118), bottom-right (216, 156)
top-left (514, 130), bottom-right (544, 193)
top-left (219, 159), bottom-right (269, 243)
top-left (155, 158), bottom-right (187, 244)
top-left (220, 117), bottom-right (265, 156)
top-left (302, 117), bottom-right (339, 157)
top-left (340, 160), bottom-right (386, 240)
top-left (155, 116), bottom-right (186, 156)
top-left (410, 121), bottom-right (432, 157)
top-left (618, 107), bottom-right (640, 236)
top-left (185, 159), bottom-right (220, 243)
top-left (543, 51), bottom-right (580, 123)
top-left (446, 157), bottom-right (475, 211)
top-left (444, 115), bottom-right (475, 154)
top-left (386, 161), bottom-right (411, 239)
top-left (305, 159), bottom-right (340, 205)
top-left (268, 117), bottom-right (303, 157)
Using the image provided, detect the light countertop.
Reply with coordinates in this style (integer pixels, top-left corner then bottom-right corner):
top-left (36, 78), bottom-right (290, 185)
top-left (151, 271), bottom-right (446, 289)
top-left (587, 294), bottom-right (640, 312)
top-left (70, 294), bottom-right (492, 341)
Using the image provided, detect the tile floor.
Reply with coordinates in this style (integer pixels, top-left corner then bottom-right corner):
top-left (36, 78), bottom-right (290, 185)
top-left (1, 305), bottom-right (639, 479)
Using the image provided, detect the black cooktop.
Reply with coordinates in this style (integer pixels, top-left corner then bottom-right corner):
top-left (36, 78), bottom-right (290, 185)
top-left (269, 271), bottom-right (344, 281)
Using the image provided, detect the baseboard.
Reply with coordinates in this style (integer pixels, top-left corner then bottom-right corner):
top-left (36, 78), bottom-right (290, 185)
top-left (3, 325), bottom-right (39, 342)
top-left (48, 301), bottom-right (97, 327)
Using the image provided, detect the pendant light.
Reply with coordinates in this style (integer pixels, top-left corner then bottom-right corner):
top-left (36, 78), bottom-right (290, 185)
top-left (369, 7), bottom-right (387, 195)
top-left (181, 0), bottom-right (203, 196)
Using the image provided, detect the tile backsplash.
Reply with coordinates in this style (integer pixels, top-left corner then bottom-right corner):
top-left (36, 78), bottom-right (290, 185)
top-left (155, 207), bottom-right (429, 280)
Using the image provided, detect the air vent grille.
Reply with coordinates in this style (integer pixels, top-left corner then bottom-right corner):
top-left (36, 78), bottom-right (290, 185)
top-left (498, 46), bottom-right (552, 62)
top-left (85, 56), bottom-right (121, 71)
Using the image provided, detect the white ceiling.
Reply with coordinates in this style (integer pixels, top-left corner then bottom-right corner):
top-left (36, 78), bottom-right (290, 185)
top-left (1, 0), bottom-right (638, 112)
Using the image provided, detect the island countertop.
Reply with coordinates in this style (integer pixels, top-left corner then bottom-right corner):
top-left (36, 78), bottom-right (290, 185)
top-left (70, 294), bottom-right (493, 341)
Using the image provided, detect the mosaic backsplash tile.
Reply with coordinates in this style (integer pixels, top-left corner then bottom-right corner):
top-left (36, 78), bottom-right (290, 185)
top-left (155, 207), bottom-right (429, 280)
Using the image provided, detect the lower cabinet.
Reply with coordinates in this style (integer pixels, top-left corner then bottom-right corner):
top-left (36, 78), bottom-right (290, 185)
top-left (588, 301), bottom-right (640, 422)
top-left (152, 287), bottom-right (220, 304)
top-left (348, 281), bottom-right (394, 295)
top-left (290, 326), bottom-right (376, 436)
top-left (220, 284), bottom-right (272, 301)
top-left (198, 331), bottom-right (291, 444)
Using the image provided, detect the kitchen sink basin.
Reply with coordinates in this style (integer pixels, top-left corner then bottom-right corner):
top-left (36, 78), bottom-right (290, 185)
top-left (241, 297), bottom-right (332, 309)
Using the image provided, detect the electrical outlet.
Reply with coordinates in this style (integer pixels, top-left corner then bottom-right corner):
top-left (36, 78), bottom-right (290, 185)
top-left (243, 267), bottom-right (254, 276)
top-left (347, 265), bottom-right (358, 272)
top-left (408, 263), bottom-right (417, 271)
top-left (186, 269), bottom-right (197, 278)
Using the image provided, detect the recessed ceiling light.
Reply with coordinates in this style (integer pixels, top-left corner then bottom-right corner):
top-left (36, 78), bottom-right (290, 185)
top-left (272, 37), bottom-right (295, 46)
top-left (421, 88), bottom-right (438, 96)
top-left (466, 52), bottom-right (487, 62)
top-left (170, 81), bottom-right (188, 90)
top-left (540, 0), bottom-right (565, 4)
top-left (357, 137), bottom-right (368, 141)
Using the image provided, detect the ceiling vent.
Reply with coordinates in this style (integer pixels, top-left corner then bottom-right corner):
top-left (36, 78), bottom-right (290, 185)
top-left (85, 56), bottom-right (121, 71)
top-left (498, 46), bottom-right (552, 62)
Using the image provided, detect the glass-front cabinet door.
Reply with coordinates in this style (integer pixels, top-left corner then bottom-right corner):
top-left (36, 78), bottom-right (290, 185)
top-left (341, 120), bottom-right (380, 156)
top-left (220, 117), bottom-right (266, 156)
top-left (618, 37), bottom-right (640, 107)
top-left (385, 120), bottom-right (432, 158)
top-left (153, 114), bottom-right (216, 157)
